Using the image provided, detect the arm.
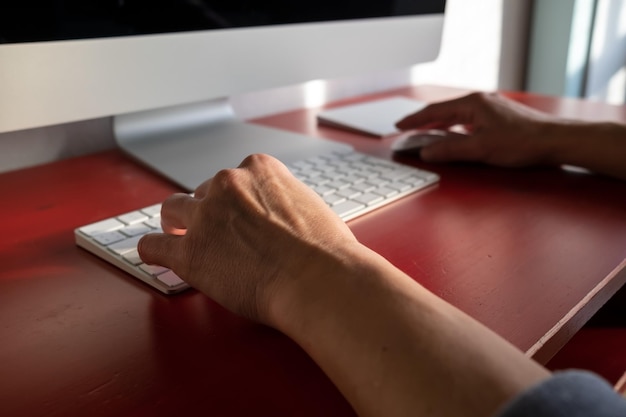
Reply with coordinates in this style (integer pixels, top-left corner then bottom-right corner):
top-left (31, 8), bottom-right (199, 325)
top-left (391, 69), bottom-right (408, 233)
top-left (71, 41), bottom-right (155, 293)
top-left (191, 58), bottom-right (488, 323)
top-left (273, 242), bottom-right (550, 417)
top-left (138, 154), bottom-right (549, 417)
top-left (396, 92), bottom-right (626, 181)
top-left (544, 120), bottom-right (626, 181)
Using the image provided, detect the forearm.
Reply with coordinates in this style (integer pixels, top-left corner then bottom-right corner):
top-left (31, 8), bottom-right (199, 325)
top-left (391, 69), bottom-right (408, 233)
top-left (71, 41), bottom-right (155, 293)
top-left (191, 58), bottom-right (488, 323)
top-left (543, 121), bottom-right (626, 181)
top-left (270, 244), bottom-right (549, 417)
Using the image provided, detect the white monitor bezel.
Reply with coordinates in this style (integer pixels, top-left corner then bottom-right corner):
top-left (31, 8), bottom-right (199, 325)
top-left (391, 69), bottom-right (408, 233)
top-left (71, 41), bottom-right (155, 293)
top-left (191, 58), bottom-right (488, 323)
top-left (0, 14), bottom-right (444, 134)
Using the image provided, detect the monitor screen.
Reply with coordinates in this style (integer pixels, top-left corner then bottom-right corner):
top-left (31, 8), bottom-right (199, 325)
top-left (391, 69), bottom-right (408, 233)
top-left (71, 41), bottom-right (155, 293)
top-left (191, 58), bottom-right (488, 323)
top-left (1, 1), bottom-right (445, 43)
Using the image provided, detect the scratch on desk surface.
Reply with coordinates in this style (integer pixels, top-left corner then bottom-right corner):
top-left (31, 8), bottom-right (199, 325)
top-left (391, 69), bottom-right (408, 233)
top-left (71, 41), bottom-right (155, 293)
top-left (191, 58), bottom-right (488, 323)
top-left (86, 372), bottom-right (121, 396)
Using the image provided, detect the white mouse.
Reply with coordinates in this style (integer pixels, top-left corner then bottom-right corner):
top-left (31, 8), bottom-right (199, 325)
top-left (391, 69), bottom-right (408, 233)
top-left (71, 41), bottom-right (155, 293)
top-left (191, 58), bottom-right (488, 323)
top-left (391, 130), bottom-right (467, 154)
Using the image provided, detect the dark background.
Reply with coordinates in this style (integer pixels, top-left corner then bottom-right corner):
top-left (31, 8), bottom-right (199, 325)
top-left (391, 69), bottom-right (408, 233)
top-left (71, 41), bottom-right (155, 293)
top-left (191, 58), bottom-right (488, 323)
top-left (0, 0), bottom-right (446, 43)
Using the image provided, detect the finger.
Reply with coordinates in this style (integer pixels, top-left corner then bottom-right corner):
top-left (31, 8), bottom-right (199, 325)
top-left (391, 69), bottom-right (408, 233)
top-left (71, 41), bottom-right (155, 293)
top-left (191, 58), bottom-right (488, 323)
top-left (138, 232), bottom-right (183, 271)
top-left (160, 193), bottom-right (198, 235)
top-left (395, 93), bottom-right (483, 131)
top-left (420, 136), bottom-right (486, 163)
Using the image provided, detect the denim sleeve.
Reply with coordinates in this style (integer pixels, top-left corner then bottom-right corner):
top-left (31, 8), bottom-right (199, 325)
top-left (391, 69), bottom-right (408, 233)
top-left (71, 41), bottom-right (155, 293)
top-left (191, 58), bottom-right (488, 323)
top-left (494, 370), bottom-right (626, 417)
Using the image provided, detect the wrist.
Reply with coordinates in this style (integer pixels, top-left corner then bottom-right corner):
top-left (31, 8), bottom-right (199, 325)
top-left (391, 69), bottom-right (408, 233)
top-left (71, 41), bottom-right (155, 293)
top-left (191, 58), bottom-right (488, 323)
top-left (537, 120), bottom-right (586, 166)
top-left (264, 241), bottom-right (387, 337)
top-left (542, 120), bottom-right (626, 168)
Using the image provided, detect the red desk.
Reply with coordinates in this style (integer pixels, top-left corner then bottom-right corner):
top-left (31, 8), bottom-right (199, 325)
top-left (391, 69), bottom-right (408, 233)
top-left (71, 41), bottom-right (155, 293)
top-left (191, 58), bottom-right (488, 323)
top-left (2, 85), bottom-right (626, 416)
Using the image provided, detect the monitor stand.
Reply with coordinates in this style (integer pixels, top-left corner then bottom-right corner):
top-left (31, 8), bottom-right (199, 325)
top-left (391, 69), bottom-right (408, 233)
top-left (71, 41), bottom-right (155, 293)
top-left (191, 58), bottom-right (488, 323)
top-left (114, 98), bottom-right (351, 191)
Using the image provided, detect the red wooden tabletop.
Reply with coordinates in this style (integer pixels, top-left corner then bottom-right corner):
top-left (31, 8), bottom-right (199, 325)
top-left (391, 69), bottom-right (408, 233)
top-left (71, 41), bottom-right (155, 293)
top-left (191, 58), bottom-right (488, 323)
top-left (1, 85), bottom-right (626, 417)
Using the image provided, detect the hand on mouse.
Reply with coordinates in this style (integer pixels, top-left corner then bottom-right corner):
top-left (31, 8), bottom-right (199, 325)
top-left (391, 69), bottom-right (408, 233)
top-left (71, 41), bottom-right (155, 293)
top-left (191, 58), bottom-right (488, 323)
top-left (395, 92), bottom-right (558, 167)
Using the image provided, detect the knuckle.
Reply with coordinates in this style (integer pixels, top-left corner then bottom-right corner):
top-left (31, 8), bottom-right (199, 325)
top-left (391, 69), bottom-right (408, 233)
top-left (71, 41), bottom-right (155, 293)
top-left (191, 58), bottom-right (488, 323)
top-left (241, 153), bottom-right (273, 167)
top-left (213, 167), bottom-right (241, 187)
top-left (212, 168), bottom-right (250, 201)
top-left (467, 91), bottom-right (489, 104)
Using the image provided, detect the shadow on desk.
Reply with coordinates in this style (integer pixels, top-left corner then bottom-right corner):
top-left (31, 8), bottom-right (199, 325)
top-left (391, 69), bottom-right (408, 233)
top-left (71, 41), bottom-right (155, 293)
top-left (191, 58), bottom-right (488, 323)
top-left (142, 293), bottom-right (356, 416)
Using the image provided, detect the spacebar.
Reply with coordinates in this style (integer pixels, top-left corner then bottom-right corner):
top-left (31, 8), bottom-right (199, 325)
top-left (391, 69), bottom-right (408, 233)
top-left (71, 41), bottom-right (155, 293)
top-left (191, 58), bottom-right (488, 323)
top-left (331, 200), bottom-right (366, 219)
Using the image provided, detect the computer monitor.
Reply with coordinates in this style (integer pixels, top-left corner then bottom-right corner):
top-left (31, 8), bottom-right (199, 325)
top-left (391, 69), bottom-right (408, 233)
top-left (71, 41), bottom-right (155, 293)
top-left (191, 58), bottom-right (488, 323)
top-left (0, 1), bottom-right (446, 189)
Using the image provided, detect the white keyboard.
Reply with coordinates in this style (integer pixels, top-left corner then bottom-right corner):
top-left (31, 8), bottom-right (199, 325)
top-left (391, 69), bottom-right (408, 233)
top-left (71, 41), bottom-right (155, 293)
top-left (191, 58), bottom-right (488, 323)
top-left (75, 151), bottom-right (439, 294)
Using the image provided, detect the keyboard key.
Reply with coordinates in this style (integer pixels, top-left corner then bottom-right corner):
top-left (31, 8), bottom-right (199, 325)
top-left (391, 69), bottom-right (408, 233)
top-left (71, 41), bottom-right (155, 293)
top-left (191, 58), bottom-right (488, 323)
top-left (365, 178), bottom-right (389, 188)
top-left (354, 193), bottom-right (384, 206)
top-left (140, 263), bottom-right (169, 276)
top-left (108, 235), bottom-right (144, 256)
top-left (120, 224), bottom-right (152, 237)
top-left (381, 170), bottom-right (413, 182)
top-left (79, 218), bottom-right (125, 237)
top-left (118, 211), bottom-right (149, 225)
top-left (92, 230), bottom-right (126, 246)
top-left (336, 188), bottom-right (363, 199)
top-left (323, 194), bottom-right (347, 206)
top-left (143, 218), bottom-right (162, 229)
top-left (307, 176), bottom-right (331, 186)
top-left (372, 187), bottom-right (399, 198)
top-left (331, 200), bottom-right (366, 218)
top-left (157, 271), bottom-right (186, 288)
top-left (402, 176), bottom-right (426, 187)
top-left (314, 185), bottom-right (336, 196)
top-left (326, 180), bottom-right (351, 190)
top-left (141, 204), bottom-right (162, 217)
top-left (388, 181), bottom-right (413, 192)
top-left (352, 182), bottom-right (376, 193)
top-left (123, 249), bottom-right (143, 266)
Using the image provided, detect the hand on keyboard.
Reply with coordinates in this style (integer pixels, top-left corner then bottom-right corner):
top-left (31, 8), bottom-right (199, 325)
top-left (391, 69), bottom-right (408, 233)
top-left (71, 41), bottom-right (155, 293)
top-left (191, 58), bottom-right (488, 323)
top-left (75, 151), bottom-right (438, 295)
top-left (138, 154), bottom-right (358, 322)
